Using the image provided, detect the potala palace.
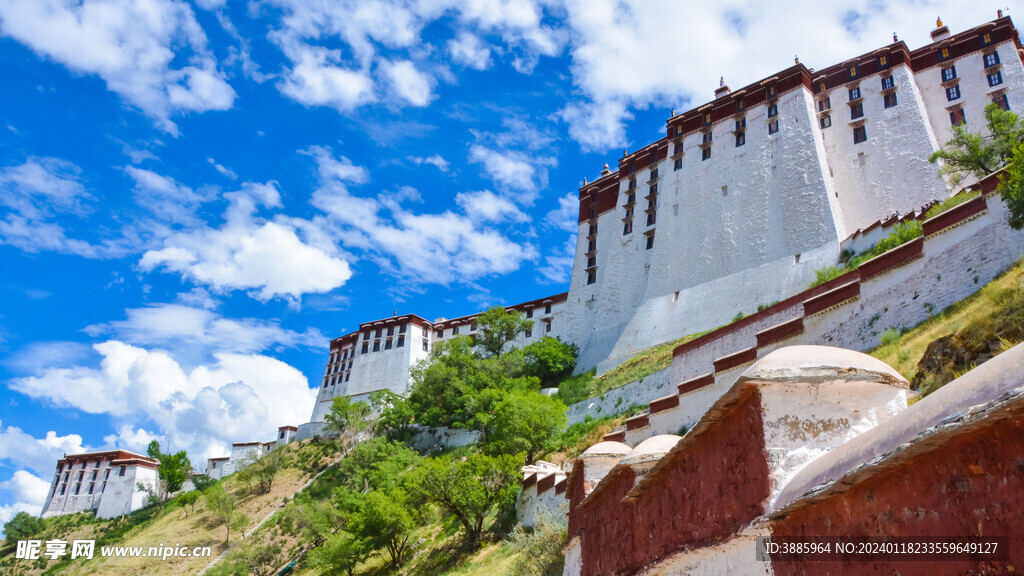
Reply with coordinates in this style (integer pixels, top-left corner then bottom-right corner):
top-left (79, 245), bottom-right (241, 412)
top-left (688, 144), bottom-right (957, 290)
top-left (298, 14), bottom-right (1024, 437)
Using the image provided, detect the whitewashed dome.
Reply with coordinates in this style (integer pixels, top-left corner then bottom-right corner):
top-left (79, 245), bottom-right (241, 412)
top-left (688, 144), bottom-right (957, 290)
top-left (581, 441), bottom-right (632, 458)
top-left (621, 435), bottom-right (682, 467)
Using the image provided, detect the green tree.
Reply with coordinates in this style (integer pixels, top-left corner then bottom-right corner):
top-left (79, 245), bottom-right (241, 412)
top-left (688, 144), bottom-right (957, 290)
top-left (998, 141), bottom-right (1024, 230)
top-left (192, 474), bottom-right (217, 492)
top-left (475, 306), bottom-right (533, 358)
top-left (929, 103), bottom-right (1024, 185)
top-left (233, 541), bottom-right (281, 576)
top-left (289, 497), bottom-right (343, 547)
top-left (350, 489), bottom-right (416, 566)
top-left (3, 511), bottom-right (45, 543)
top-left (407, 336), bottom-right (490, 428)
top-left (486, 391), bottom-right (567, 463)
top-left (177, 490), bottom-right (201, 516)
top-left (308, 531), bottom-right (366, 576)
top-left (323, 396), bottom-right (372, 452)
top-left (146, 440), bottom-right (192, 495)
top-left (521, 337), bottom-right (579, 388)
top-left (409, 452), bottom-right (521, 547)
top-left (245, 448), bottom-right (284, 494)
top-left (369, 390), bottom-right (416, 442)
top-left (206, 484), bottom-right (243, 543)
top-left (333, 438), bottom-right (421, 494)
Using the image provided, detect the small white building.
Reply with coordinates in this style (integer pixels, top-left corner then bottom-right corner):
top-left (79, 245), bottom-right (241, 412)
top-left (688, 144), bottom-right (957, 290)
top-left (40, 450), bottom-right (160, 520)
top-left (276, 425), bottom-right (297, 447)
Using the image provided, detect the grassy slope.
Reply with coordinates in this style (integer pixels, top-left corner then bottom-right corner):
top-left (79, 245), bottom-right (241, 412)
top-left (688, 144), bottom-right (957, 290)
top-left (869, 257), bottom-right (1024, 391)
top-left (0, 441), bottom-right (339, 576)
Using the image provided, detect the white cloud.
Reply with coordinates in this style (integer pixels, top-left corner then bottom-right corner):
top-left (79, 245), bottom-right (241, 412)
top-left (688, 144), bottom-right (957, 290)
top-left (139, 182), bottom-right (352, 301)
top-left (9, 341), bottom-right (316, 465)
top-left (0, 471), bottom-right (51, 525)
top-left (0, 0), bottom-right (235, 133)
top-left (469, 145), bottom-right (546, 195)
top-left (448, 32), bottom-right (492, 70)
top-left (207, 157), bottom-right (238, 180)
top-left (0, 157), bottom-right (118, 258)
top-left (126, 166), bottom-right (212, 226)
top-left (308, 147), bottom-right (537, 284)
top-left (556, 0), bottom-right (998, 152)
top-left (102, 425), bottom-right (162, 454)
top-left (382, 60), bottom-right (436, 107)
top-left (83, 303), bottom-right (323, 359)
top-left (546, 192), bottom-right (580, 233)
top-left (408, 154), bottom-right (450, 172)
top-left (274, 37), bottom-right (376, 111)
top-left (0, 421), bottom-right (87, 476)
top-left (456, 190), bottom-right (528, 223)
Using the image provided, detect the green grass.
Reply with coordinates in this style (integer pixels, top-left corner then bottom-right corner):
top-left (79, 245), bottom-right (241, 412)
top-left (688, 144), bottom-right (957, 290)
top-left (580, 331), bottom-right (711, 399)
top-left (870, 257), bottom-right (1024, 397)
top-left (924, 190), bottom-right (980, 219)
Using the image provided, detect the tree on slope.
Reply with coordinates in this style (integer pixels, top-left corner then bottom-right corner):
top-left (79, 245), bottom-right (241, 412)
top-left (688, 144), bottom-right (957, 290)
top-left (409, 452), bottom-right (521, 547)
top-left (929, 102), bottom-right (1024, 185)
top-left (323, 396), bottom-right (372, 452)
top-left (146, 440), bottom-right (192, 495)
top-left (486, 390), bottom-right (567, 463)
top-left (475, 306), bottom-right (533, 358)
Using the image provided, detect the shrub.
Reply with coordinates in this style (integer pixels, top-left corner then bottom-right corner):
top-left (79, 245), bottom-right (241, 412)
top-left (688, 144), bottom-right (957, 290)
top-left (880, 327), bottom-right (901, 346)
top-left (809, 266), bottom-right (845, 288)
top-left (506, 513), bottom-right (567, 576)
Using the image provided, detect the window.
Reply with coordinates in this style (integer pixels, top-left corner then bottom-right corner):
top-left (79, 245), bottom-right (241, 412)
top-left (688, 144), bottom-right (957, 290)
top-left (361, 342), bottom-right (368, 354)
top-left (673, 142), bottom-right (682, 156)
top-left (848, 87), bottom-right (861, 100)
top-left (626, 193), bottom-right (635, 204)
top-left (702, 131), bottom-right (712, 144)
top-left (423, 341), bottom-right (429, 352)
top-left (118, 466), bottom-right (126, 477)
top-left (586, 270), bottom-right (596, 285)
top-left (993, 93), bottom-right (1011, 110)
top-left (545, 304), bottom-right (552, 314)
top-left (819, 115), bottom-right (832, 129)
top-left (848, 65), bottom-right (858, 79)
top-left (946, 85), bottom-right (960, 101)
top-left (646, 197), bottom-right (656, 209)
top-left (422, 327), bottom-right (428, 338)
top-left (91, 471), bottom-right (97, 481)
top-left (649, 168), bottom-right (658, 180)
top-left (399, 324), bottom-right (407, 334)
top-left (525, 327), bottom-right (533, 338)
top-left (587, 256), bottom-right (596, 268)
top-left (674, 158), bottom-right (682, 171)
top-left (881, 76), bottom-right (894, 90)
top-left (817, 97), bottom-right (831, 112)
top-left (397, 336), bottom-right (405, 348)
top-left (88, 483), bottom-right (94, 495)
top-left (735, 117), bottom-right (746, 131)
top-left (765, 86), bottom-right (776, 98)
top-left (544, 320), bottom-right (551, 333)
top-left (938, 47), bottom-right (951, 61)
top-left (950, 109), bottom-right (966, 126)
top-left (853, 125), bottom-right (867, 144)
top-left (649, 183), bottom-right (658, 195)
top-left (78, 472), bottom-right (84, 481)
top-left (851, 103), bottom-right (864, 119)
top-left (768, 120), bottom-right (779, 134)
top-left (941, 66), bottom-right (957, 81)
top-left (387, 326), bottom-right (394, 336)
top-left (878, 54), bottom-right (889, 67)
top-left (452, 325), bottom-right (459, 335)
top-left (737, 99), bottom-right (746, 112)
top-left (623, 221), bottom-right (632, 235)
top-left (981, 32), bottom-right (993, 46)
top-left (988, 71), bottom-right (1003, 87)
top-left (374, 328), bottom-right (382, 338)
top-left (767, 103), bottom-right (778, 117)
top-left (363, 332), bottom-right (370, 341)
top-left (701, 148), bottom-right (711, 160)
top-left (702, 112), bottom-right (712, 126)
top-left (735, 132), bottom-right (745, 147)
top-left (587, 239), bottom-right (596, 251)
top-left (74, 484), bottom-right (80, 495)
top-left (60, 485), bottom-right (66, 495)
top-left (884, 93), bottom-right (898, 108)
top-left (588, 224), bottom-right (596, 236)
top-left (385, 338), bottom-right (393, 350)
top-left (372, 341), bottom-right (380, 352)
top-left (647, 212), bottom-right (656, 226)
top-left (628, 179), bottom-right (636, 190)
top-left (984, 51), bottom-right (1000, 68)
top-left (526, 309), bottom-right (533, 318)
top-left (816, 81), bottom-right (827, 94)
top-left (645, 234), bottom-right (655, 250)
top-left (345, 372), bottom-right (350, 382)
top-left (100, 481), bottom-right (106, 492)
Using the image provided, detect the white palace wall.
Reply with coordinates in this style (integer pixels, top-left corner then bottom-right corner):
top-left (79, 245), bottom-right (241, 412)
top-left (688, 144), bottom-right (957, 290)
top-left (595, 185), bottom-right (1024, 446)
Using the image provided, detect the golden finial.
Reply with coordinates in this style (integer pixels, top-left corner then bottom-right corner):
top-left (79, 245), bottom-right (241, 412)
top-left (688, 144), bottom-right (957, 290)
top-left (936, 17), bottom-right (943, 28)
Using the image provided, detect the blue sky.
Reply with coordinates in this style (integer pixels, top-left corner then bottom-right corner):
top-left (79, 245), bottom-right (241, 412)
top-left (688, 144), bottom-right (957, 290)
top-left (0, 0), bottom-right (1013, 522)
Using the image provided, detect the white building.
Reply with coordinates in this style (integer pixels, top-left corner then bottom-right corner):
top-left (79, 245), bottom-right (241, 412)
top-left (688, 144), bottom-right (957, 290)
top-left (566, 15), bottom-right (1024, 372)
top-left (303, 293), bottom-right (571, 429)
top-left (40, 450), bottom-right (160, 520)
top-left (298, 13), bottom-right (1024, 430)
